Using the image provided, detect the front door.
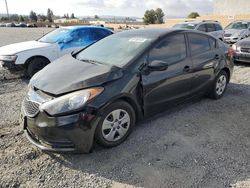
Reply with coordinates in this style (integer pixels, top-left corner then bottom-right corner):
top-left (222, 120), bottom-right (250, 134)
top-left (141, 33), bottom-right (193, 115)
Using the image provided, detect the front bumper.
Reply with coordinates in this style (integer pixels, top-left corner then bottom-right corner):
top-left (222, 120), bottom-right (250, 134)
top-left (234, 52), bottom-right (250, 63)
top-left (21, 111), bottom-right (99, 153)
top-left (0, 60), bottom-right (24, 72)
top-left (224, 37), bottom-right (240, 44)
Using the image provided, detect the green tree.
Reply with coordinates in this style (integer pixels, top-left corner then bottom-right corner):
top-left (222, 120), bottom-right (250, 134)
top-left (10, 14), bottom-right (19, 22)
top-left (47, 8), bottom-right (54, 22)
top-left (143, 9), bottom-right (156, 24)
top-left (155, 8), bottom-right (165, 24)
top-left (19, 15), bottom-right (25, 22)
top-left (187, 12), bottom-right (200, 19)
top-left (37, 14), bottom-right (47, 22)
top-left (70, 13), bottom-right (75, 19)
top-left (94, 15), bottom-right (100, 19)
top-left (29, 11), bottom-right (38, 22)
top-left (143, 8), bottom-right (165, 24)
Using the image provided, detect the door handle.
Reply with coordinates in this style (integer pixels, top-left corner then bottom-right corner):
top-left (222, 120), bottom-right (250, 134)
top-left (183, 66), bottom-right (190, 72)
top-left (215, 54), bottom-right (220, 60)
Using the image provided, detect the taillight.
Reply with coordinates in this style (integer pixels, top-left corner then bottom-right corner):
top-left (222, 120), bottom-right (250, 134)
top-left (228, 47), bottom-right (236, 58)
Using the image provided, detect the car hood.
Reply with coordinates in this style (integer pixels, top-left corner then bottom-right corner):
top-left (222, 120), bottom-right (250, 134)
top-left (237, 37), bottom-right (250, 47)
top-left (225, 29), bottom-right (246, 35)
top-left (30, 54), bottom-right (123, 95)
top-left (0, 41), bottom-right (53, 55)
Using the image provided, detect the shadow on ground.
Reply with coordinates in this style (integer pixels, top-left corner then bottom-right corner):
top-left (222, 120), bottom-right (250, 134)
top-left (46, 82), bottom-right (250, 187)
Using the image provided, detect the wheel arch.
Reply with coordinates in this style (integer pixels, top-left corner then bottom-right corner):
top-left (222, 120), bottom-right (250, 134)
top-left (221, 67), bottom-right (231, 82)
top-left (24, 55), bottom-right (51, 68)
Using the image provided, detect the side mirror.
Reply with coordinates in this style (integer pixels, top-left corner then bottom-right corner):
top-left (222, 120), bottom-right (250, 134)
top-left (148, 60), bottom-right (168, 71)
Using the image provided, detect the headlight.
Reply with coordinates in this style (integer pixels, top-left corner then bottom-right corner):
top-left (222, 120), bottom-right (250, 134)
top-left (232, 44), bottom-right (241, 52)
top-left (0, 55), bottom-right (17, 62)
top-left (233, 32), bottom-right (241, 37)
top-left (40, 87), bottom-right (104, 116)
top-left (232, 44), bottom-right (237, 50)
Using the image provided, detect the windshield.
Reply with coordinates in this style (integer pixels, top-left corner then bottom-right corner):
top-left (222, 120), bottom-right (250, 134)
top-left (173, 23), bottom-right (197, 30)
top-left (225, 22), bottom-right (250, 30)
top-left (76, 35), bottom-right (153, 67)
top-left (38, 28), bottom-right (71, 43)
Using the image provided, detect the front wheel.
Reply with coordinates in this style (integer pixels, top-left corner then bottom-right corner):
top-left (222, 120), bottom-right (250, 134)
top-left (95, 101), bottom-right (135, 148)
top-left (208, 70), bottom-right (229, 99)
top-left (27, 57), bottom-right (50, 77)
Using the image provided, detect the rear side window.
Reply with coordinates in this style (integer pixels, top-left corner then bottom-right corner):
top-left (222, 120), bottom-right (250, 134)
top-left (197, 24), bottom-right (206, 32)
top-left (214, 24), bottom-right (223, 31)
top-left (209, 38), bottom-right (217, 49)
top-left (188, 33), bottom-right (210, 55)
top-left (96, 29), bottom-right (112, 39)
top-left (207, 24), bottom-right (215, 32)
top-left (149, 34), bottom-right (186, 64)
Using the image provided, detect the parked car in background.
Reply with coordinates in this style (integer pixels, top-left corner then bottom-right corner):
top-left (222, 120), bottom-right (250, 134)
top-left (0, 26), bottom-right (113, 77)
top-left (21, 29), bottom-right (234, 153)
top-left (224, 21), bottom-right (250, 44)
top-left (0, 23), bottom-right (6, 27)
top-left (16, 22), bottom-right (27, 28)
top-left (173, 20), bottom-right (224, 41)
top-left (5, 22), bottom-right (15, 27)
top-left (232, 37), bottom-right (250, 63)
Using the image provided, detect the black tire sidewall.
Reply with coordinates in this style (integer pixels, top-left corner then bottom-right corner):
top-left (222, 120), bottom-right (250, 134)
top-left (27, 58), bottom-right (49, 77)
top-left (95, 101), bottom-right (135, 147)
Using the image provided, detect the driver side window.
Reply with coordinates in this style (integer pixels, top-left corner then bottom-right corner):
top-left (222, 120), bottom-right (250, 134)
top-left (148, 34), bottom-right (187, 65)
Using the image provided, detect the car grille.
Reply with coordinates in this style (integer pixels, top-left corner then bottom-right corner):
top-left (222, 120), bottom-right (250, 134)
top-left (241, 48), bottom-right (250, 53)
top-left (22, 98), bottom-right (40, 117)
top-left (224, 34), bottom-right (232, 37)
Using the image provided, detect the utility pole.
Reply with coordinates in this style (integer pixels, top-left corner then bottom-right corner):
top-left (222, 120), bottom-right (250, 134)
top-left (5, 0), bottom-right (10, 21)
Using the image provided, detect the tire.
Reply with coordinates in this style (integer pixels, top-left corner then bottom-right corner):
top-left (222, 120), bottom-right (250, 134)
top-left (27, 57), bottom-right (50, 77)
top-left (209, 70), bottom-right (229, 99)
top-left (95, 101), bottom-right (135, 148)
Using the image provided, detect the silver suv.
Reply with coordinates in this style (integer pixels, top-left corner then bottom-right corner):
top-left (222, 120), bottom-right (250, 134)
top-left (173, 20), bottom-right (224, 41)
top-left (224, 21), bottom-right (250, 44)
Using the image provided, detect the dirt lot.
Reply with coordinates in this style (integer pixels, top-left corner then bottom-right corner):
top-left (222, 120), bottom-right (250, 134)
top-left (1, 28), bottom-right (250, 188)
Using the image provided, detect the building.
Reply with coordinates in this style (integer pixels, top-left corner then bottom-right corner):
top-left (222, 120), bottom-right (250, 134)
top-left (214, 0), bottom-right (250, 16)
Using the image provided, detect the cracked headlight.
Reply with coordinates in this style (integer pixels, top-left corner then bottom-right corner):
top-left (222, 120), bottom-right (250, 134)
top-left (40, 87), bottom-right (104, 116)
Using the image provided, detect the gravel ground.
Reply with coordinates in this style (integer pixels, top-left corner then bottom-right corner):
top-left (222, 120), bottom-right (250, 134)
top-left (1, 28), bottom-right (250, 188)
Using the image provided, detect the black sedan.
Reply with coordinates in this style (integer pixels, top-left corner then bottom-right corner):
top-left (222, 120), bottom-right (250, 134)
top-left (21, 29), bottom-right (234, 153)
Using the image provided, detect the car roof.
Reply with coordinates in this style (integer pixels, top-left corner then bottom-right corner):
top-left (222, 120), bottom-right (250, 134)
top-left (177, 21), bottom-right (220, 25)
top-left (113, 28), bottom-right (187, 39)
top-left (61, 25), bottom-right (113, 32)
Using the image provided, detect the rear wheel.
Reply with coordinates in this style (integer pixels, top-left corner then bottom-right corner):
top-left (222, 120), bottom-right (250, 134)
top-left (27, 57), bottom-right (50, 77)
top-left (209, 70), bottom-right (229, 99)
top-left (95, 101), bottom-right (135, 147)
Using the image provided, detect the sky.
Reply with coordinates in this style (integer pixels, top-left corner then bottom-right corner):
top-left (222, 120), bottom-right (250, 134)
top-left (0, 0), bottom-right (214, 18)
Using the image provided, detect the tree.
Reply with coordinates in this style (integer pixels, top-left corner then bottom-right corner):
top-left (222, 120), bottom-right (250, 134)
top-left (19, 15), bottom-right (25, 22)
top-left (187, 12), bottom-right (200, 19)
top-left (47, 8), bottom-right (54, 22)
top-left (143, 8), bottom-right (165, 24)
top-left (29, 11), bottom-right (38, 22)
top-left (155, 8), bottom-right (165, 24)
top-left (143, 9), bottom-right (156, 24)
top-left (94, 15), bottom-right (100, 19)
top-left (37, 14), bottom-right (47, 22)
top-left (10, 14), bottom-right (19, 22)
top-left (70, 13), bottom-right (75, 19)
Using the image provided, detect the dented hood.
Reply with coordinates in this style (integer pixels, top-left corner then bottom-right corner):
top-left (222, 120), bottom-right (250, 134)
top-left (30, 54), bottom-right (123, 95)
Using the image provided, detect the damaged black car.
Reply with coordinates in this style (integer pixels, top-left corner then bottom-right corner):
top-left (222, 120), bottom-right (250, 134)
top-left (21, 29), bottom-right (234, 153)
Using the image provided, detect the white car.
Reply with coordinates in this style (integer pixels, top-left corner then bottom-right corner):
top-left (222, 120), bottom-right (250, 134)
top-left (0, 26), bottom-right (113, 77)
top-left (173, 20), bottom-right (224, 41)
top-left (224, 21), bottom-right (250, 44)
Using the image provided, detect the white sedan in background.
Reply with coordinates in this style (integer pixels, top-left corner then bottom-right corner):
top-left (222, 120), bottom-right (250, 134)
top-left (0, 26), bottom-right (113, 77)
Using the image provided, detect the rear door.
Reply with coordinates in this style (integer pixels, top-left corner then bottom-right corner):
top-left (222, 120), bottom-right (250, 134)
top-left (141, 33), bottom-right (193, 115)
top-left (187, 33), bottom-right (221, 94)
